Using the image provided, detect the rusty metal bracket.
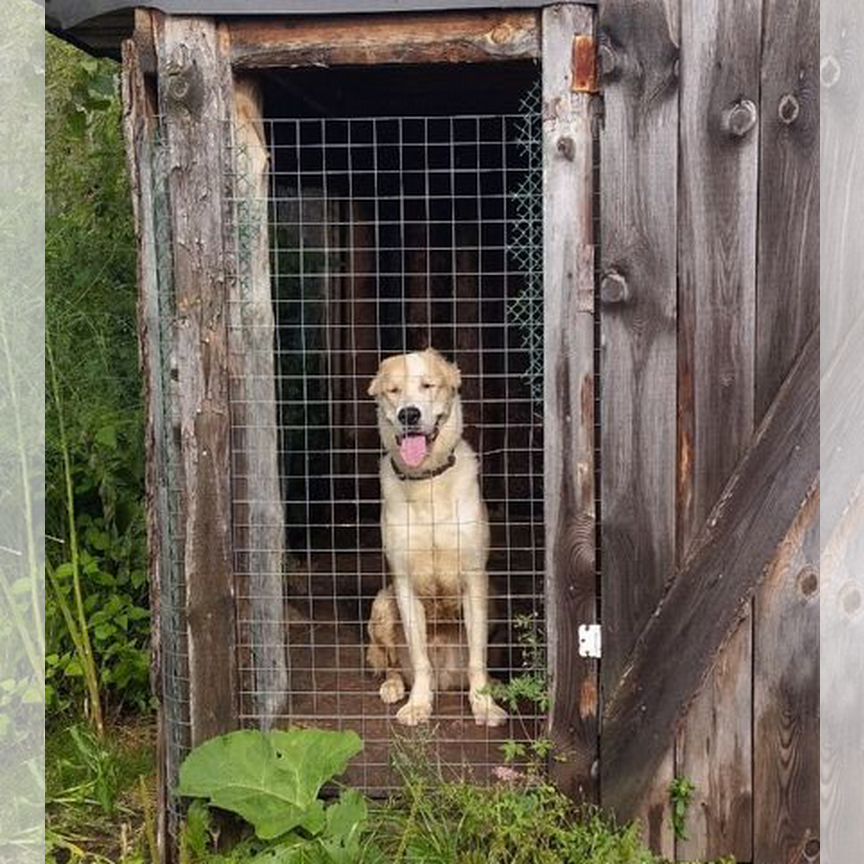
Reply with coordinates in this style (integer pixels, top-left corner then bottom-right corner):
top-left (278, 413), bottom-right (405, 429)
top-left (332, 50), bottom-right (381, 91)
top-left (571, 34), bottom-right (599, 94)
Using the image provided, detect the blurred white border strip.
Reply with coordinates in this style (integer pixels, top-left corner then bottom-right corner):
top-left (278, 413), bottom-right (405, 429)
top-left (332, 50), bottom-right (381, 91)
top-left (0, 2), bottom-right (45, 863)
top-left (821, 0), bottom-right (864, 860)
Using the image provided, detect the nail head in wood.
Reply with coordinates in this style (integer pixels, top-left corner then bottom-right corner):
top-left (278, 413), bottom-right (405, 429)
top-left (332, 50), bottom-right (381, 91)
top-left (778, 93), bottom-right (800, 125)
top-left (600, 271), bottom-right (630, 305)
top-left (556, 135), bottom-right (575, 161)
top-left (722, 99), bottom-right (758, 138)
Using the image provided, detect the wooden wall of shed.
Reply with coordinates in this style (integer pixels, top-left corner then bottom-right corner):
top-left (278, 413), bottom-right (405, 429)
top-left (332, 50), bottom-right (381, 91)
top-left (597, 0), bottom-right (819, 860)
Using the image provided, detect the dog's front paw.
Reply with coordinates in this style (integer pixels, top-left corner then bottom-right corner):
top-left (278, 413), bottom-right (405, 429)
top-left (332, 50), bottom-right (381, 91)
top-left (470, 692), bottom-right (508, 727)
top-left (379, 676), bottom-right (406, 704)
top-left (395, 698), bottom-right (433, 726)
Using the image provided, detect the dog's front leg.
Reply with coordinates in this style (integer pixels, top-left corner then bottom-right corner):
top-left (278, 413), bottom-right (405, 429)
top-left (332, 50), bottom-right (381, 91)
top-left (463, 572), bottom-right (508, 727)
top-left (393, 578), bottom-right (434, 725)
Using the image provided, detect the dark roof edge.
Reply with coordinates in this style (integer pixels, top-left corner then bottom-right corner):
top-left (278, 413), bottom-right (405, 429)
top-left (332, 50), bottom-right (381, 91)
top-left (45, 0), bottom-right (586, 32)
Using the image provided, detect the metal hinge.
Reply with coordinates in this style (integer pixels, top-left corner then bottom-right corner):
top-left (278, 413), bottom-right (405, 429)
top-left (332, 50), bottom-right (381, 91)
top-left (578, 624), bottom-right (602, 658)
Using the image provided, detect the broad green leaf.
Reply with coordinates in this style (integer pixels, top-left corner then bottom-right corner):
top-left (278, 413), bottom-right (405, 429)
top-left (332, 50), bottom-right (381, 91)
top-left (320, 790), bottom-right (367, 863)
top-left (177, 729), bottom-right (362, 840)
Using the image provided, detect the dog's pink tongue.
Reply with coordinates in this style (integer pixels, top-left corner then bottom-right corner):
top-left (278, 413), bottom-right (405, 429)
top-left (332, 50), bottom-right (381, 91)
top-left (399, 435), bottom-right (428, 468)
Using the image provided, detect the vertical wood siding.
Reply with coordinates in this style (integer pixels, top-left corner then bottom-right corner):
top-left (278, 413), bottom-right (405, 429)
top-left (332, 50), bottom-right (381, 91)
top-left (598, 0), bottom-right (819, 858)
top-left (597, 0), bottom-right (679, 853)
top-left (675, 0), bottom-right (761, 857)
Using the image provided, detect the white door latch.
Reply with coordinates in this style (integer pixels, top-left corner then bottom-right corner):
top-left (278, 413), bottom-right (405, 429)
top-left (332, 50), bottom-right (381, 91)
top-left (578, 624), bottom-right (602, 658)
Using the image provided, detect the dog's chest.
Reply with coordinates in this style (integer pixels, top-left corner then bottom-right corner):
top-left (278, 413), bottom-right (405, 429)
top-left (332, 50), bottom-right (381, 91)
top-left (381, 476), bottom-right (486, 578)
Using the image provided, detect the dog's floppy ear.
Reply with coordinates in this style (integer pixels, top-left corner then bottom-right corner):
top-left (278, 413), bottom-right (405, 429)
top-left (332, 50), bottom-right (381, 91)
top-left (367, 370), bottom-right (383, 397)
top-left (426, 348), bottom-right (462, 392)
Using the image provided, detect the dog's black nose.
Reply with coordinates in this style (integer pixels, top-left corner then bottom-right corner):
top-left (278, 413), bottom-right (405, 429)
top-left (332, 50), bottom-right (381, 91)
top-left (397, 406), bottom-right (421, 427)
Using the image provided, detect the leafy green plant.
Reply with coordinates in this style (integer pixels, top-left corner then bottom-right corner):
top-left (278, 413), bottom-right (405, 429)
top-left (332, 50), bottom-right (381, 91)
top-left (178, 729), bottom-right (373, 864)
top-left (484, 612), bottom-right (554, 773)
top-left (371, 773), bottom-right (656, 864)
top-left (46, 36), bottom-right (149, 723)
top-left (669, 776), bottom-right (697, 841)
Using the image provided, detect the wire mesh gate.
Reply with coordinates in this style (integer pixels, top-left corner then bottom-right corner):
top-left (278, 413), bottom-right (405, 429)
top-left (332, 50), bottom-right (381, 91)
top-left (233, 100), bottom-right (547, 783)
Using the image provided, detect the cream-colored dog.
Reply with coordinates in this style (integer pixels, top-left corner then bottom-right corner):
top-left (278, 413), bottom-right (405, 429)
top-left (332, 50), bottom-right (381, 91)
top-left (366, 349), bottom-right (508, 727)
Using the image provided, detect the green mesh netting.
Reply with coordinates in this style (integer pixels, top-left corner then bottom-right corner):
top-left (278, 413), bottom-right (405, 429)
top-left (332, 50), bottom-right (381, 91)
top-left (506, 81), bottom-right (543, 408)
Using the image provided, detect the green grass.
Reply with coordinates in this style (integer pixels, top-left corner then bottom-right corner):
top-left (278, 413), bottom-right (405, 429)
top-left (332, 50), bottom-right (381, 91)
top-left (46, 718), bottom-right (157, 864)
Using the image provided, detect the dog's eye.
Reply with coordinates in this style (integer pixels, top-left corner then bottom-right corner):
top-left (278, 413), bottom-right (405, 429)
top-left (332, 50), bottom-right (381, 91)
top-left (387, 386), bottom-right (400, 395)
top-left (420, 382), bottom-right (435, 391)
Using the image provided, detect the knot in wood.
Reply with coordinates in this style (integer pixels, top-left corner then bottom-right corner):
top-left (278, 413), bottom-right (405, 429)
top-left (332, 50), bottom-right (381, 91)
top-left (821, 54), bottom-right (841, 88)
top-left (778, 93), bottom-right (800, 125)
top-left (796, 566), bottom-right (818, 598)
top-left (556, 135), bottom-right (575, 161)
top-left (600, 271), bottom-right (629, 305)
top-left (165, 47), bottom-right (204, 117)
top-left (489, 23), bottom-right (513, 45)
top-left (597, 43), bottom-right (619, 80)
top-left (722, 99), bottom-right (758, 138)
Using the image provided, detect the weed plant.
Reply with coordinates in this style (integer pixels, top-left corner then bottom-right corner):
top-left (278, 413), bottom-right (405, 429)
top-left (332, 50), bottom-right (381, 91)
top-left (46, 37), bottom-right (150, 724)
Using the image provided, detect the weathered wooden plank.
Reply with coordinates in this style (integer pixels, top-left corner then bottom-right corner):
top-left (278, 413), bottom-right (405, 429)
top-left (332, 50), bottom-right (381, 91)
top-left (749, 3), bottom-right (820, 860)
top-left (755, 0), bottom-right (819, 423)
top-left (541, 3), bottom-right (598, 802)
top-left (153, 14), bottom-right (238, 746)
top-left (229, 76), bottom-right (287, 728)
top-left (674, 620), bottom-right (752, 860)
top-left (229, 11), bottom-right (540, 69)
top-left (596, 0), bottom-right (678, 851)
top-left (121, 34), bottom-right (171, 861)
top-left (675, 2), bottom-right (761, 858)
top-left (602, 327), bottom-right (818, 824)
top-left (754, 486), bottom-right (819, 864)
top-left (677, 0), bottom-right (760, 575)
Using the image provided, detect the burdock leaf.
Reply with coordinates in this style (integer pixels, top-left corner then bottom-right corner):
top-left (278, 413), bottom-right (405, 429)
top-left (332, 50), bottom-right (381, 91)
top-left (178, 729), bottom-right (362, 840)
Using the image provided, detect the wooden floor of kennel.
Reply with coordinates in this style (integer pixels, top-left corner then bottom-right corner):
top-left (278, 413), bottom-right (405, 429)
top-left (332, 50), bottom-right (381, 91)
top-left (119, 2), bottom-right (819, 862)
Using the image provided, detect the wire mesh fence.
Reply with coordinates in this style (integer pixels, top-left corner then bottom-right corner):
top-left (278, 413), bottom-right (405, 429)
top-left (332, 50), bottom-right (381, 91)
top-left (225, 101), bottom-right (548, 791)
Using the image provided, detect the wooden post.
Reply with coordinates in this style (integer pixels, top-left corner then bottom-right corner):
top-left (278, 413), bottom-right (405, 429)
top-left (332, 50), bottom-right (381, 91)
top-left (229, 77), bottom-right (288, 727)
top-left (121, 33), bottom-right (171, 861)
top-left (541, 3), bottom-right (598, 802)
top-left (153, 14), bottom-right (239, 746)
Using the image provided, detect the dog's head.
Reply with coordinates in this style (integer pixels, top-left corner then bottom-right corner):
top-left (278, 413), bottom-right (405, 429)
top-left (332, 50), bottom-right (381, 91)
top-left (368, 349), bottom-right (463, 471)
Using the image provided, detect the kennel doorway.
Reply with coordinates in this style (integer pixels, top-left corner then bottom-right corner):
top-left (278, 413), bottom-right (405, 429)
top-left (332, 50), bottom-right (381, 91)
top-left (231, 65), bottom-right (550, 790)
top-left (123, 5), bottom-right (597, 854)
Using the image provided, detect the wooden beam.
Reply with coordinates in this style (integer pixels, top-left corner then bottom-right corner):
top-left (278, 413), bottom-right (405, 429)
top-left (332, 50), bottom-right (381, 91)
top-left (229, 10), bottom-right (540, 69)
top-left (601, 327), bottom-right (818, 823)
top-left (542, 3), bottom-right (598, 803)
top-left (596, 0), bottom-right (679, 851)
top-left (153, 14), bottom-right (239, 746)
top-left (121, 34), bottom-right (170, 862)
top-left (229, 76), bottom-right (288, 728)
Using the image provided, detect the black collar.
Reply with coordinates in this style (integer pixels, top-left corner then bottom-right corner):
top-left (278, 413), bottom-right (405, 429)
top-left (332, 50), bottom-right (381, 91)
top-left (390, 450), bottom-right (457, 481)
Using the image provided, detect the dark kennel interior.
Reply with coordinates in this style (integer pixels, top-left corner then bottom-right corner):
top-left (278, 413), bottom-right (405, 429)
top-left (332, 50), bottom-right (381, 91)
top-left (230, 63), bottom-right (547, 787)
